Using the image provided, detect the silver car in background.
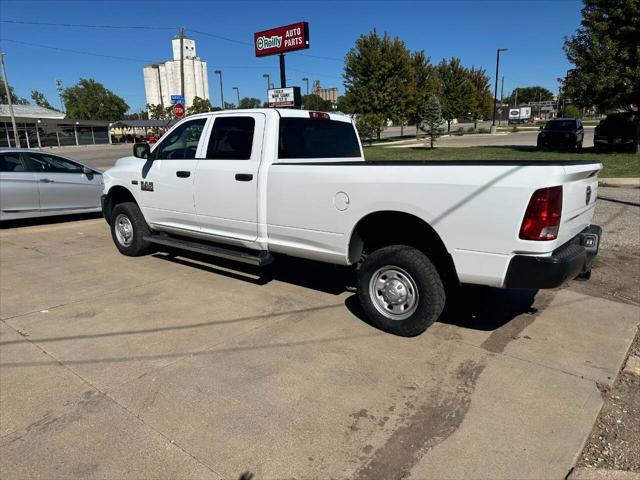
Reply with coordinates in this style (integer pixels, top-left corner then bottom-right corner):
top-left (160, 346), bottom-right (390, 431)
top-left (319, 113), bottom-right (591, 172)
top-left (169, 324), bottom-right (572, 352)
top-left (0, 148), bottom-right (103, 221)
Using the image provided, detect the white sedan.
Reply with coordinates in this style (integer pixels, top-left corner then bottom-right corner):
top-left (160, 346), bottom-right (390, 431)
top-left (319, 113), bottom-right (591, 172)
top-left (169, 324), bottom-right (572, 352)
top-left (0, 148), bottom-right (103, 221)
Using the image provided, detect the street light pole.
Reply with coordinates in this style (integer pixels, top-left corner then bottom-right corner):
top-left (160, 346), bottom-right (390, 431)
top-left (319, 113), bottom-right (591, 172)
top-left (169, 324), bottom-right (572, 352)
top-left (0, 51), bottom-right (20, 147)
top-left (302, 77), bottom-right (309, 95)
top-left (233, 87), bottom-right (240, 108)
top-left (214, 70), bottom-right (224, 109)
top-left (491, 48), bottom-right (508, 133)
top-left (262, 73), bottom-right (270, 104)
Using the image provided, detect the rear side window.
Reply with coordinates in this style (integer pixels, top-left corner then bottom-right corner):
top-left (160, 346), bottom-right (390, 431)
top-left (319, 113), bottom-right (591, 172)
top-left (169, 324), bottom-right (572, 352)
top-left (206, 117), bottom-right (255, 160)
top-left (0, 153), bottom-right (27, 172)
top-left (278, 118), bottom-right (361, 159)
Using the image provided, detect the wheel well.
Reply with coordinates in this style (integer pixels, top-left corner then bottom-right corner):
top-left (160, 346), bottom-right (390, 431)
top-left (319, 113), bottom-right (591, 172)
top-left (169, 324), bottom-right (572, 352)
top-left (104, 186), bottom-right (137, 224)
top-left (349, 211), bottom-right (459, 289)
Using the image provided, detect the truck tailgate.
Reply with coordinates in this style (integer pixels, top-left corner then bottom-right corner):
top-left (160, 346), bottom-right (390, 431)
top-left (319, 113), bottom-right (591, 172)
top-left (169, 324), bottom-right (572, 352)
top-left (558, 163), bottom-right (601, 244)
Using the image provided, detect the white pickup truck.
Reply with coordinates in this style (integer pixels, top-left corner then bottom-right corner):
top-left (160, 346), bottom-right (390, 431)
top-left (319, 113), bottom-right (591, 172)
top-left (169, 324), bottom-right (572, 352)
top-left (102, 109), bottom-right (602, 336)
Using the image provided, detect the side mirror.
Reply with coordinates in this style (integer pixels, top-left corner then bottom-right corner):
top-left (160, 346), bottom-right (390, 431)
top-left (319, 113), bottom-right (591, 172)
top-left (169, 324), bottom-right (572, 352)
top-left (539, 125), bottom-right (544, 130)
top-left (82, 166), bottom-right (93, 175)
top-left (133, 143), bottom-right (151, 159)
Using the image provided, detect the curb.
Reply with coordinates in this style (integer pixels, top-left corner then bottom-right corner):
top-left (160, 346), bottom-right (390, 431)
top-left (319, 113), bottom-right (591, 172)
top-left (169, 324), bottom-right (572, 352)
top-left (599, 178), bottom-right (640, 187)
top-left (568, 467), bottom-right (640, 479)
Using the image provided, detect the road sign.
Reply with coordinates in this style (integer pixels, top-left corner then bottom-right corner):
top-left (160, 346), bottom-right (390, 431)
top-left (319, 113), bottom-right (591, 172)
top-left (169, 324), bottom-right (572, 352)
top-left (171, 95), bottom-right (185, 105)
top-left (268, 87), bottom-right (301, 108)
top-left (173, 103), bottom-right (185, 118)
top-left (254, 22), bottom-right (309, 57)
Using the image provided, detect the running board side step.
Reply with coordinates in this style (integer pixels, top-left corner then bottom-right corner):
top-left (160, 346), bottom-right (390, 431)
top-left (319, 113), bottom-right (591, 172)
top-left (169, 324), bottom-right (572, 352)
top-left (143, 233), bottom-right (274, 266)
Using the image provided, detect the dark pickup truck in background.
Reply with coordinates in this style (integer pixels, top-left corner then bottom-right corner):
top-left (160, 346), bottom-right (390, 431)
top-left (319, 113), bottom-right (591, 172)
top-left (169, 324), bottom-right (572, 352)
top-left (594, 112), bottom-right (640, 153)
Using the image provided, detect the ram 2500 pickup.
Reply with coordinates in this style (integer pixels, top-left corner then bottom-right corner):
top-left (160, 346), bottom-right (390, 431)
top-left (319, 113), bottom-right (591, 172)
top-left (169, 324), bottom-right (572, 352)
top-left (101, 109), bottom-right (602, 336)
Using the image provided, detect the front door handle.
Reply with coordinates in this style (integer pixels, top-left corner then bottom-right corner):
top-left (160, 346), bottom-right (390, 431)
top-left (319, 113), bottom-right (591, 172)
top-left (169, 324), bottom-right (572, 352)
top-left (39, 178), bottom-right (54, 183)
top-left (176, 171), bottom-right (191, 178)
top-left (235, 173), bottom-right (253, 182)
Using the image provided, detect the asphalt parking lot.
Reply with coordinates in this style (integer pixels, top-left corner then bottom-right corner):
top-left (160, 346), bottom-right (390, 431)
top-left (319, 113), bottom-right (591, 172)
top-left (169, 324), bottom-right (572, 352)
top-left (1, 186), bottom-right (638, 479)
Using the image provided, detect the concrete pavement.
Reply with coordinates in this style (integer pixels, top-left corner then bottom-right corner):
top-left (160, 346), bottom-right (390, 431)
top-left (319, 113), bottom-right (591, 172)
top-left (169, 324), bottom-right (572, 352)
top-left (1, 200), bottom-right (638, 478)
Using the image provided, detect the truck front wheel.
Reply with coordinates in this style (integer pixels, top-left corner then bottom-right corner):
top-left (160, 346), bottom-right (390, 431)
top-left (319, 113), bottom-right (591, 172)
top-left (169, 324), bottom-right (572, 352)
top-left (110, 202), bottom-right (153, 257)
top-left (357, 245), bottom-right (446, 337)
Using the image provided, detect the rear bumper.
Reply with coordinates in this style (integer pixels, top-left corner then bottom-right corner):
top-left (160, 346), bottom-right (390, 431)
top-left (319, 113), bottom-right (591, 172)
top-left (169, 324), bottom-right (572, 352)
top-left (504, 225), bottom-right (602, 289)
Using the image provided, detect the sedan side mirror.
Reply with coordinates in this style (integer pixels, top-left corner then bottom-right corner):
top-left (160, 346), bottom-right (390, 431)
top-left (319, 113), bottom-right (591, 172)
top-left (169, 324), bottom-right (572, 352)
top-left (539, 125), bottom-right (544, 130)
top-left (133, 143), bottom-right (151, 159)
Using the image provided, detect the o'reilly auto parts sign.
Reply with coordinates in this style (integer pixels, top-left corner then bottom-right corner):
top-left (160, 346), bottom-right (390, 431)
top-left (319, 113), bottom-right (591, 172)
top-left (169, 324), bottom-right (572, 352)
top-left (254, 22), bottom-right (310, 57)
top-left (268, 87), bottom-right (302, 107)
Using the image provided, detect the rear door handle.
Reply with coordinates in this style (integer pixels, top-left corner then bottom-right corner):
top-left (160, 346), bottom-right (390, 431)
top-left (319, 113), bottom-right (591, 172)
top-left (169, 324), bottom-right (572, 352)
top-left (235, 173), bottom-right (253, 182)
top-left (39, 178), bottom-right (54, 183)
top-left (176, 171), bottom-right (191, 178)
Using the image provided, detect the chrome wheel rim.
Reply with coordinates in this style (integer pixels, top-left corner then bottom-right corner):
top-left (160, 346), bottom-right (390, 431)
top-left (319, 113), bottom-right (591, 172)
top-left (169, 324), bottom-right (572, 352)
top-left (114, 214), bottom-right (134, 247)
top-left (369, 266), bottom-right (419, 320)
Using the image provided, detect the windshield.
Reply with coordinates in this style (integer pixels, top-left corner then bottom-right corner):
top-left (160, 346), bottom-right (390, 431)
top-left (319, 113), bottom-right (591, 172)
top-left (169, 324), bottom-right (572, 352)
top-left (602, 113), bottom-right (637, 126)
top-left (545, 120), bottom-right (576, 131)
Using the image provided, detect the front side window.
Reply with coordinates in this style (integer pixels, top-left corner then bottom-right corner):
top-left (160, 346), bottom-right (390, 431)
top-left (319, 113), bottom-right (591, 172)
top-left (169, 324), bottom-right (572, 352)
top-left (0, 153), bottom-right (27, 172)
top-left (278, 118), bottom-right (361, 159)
top-left (206, 117), bottom-right (255, 160)
top-left (154, 118), bottom-right (206, 160)
top-left (27, 153), bottom-right (83, 173)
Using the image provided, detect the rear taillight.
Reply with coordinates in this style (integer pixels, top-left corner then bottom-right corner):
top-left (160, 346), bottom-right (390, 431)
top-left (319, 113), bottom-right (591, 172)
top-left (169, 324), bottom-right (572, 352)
top-left (519, 186), bottom-right (563, 241)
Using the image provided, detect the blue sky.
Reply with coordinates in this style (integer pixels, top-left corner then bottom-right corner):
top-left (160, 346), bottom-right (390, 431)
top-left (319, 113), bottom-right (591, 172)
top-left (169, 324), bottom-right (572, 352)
top-left (0, 0), bottom-right (583, 112)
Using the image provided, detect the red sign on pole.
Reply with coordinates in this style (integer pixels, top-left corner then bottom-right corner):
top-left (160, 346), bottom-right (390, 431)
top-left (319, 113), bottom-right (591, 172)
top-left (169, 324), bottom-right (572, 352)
top-left (173, 103), bottom-right (185, 118)
top-left (254, 22), bottom-right (309, 57)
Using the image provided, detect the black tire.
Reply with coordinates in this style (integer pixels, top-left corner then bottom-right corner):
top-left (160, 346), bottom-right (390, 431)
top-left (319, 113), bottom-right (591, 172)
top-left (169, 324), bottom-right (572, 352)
top-left (109, 202), bottom-right (153, 256)
top-left (576, 141), bottom-right (583, 151)
top-left (357, 245), bottom-right (446, 337)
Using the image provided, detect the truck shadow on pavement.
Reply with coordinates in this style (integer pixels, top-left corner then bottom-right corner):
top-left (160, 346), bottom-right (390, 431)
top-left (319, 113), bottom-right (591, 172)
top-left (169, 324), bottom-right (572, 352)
top-left (153, 250), bottom-right (540, 333)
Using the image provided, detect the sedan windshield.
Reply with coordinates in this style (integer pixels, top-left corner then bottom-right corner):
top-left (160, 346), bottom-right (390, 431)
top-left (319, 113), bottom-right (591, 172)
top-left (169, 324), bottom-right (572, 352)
top-left (545, 120), bottom-right (576, 131)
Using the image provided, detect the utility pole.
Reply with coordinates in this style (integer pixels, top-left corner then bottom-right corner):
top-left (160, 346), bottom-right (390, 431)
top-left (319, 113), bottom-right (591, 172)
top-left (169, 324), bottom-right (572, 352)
top-left (0, 51), bottom-right (20, 148)
top-left (302, 77), bottom-right (309, 95)
top-left (279, 54), bottom-right (286, 88)
top-left (499, 76), bottom-right (504, 126)
top-left (514, 88), bottom-right (518, 108)
top-left (491, 48), bottom-right (508, 133)
top-left (262, 73), bottom-right (270, 104)
top-left (179, 27), bottom-right (185, 98)
top-left (214, 70), bottom-right (224, 109)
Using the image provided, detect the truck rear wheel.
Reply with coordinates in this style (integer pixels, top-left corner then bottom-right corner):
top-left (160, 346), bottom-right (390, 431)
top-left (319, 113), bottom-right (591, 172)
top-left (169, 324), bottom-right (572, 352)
top-left (357, 245), bottom-right (446, 337)
top-left (110, 202), bottom-right (153, 257)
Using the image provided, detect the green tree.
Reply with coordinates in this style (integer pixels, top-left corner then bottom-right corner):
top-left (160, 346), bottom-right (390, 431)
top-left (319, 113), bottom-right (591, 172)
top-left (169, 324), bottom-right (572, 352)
top-left (503, 86), bottom-right (554, 106)
top-left (147, 103), bottom-right (169, 120)
top-left (343, 30), bottom-right (412, 139)
top-left (223, 101), bottom-right (236, 110)
top-left (564, 104), bottom-right (581, 118)
top-left (0, 82), bottom-right (29, 105)
top-left (563, 0), bottom-right (640, 111)
top-left (356, 113), bottom-right (386, 146)
top-left (466, 67), bottom-right (493, 129)
top-left (239, 97), bottom-right (262, 109)
top-left (407, 50), bottom-right (439, 137)
top-left (436, 58), bottom-right (474, 133)
top-left (187, 96), bottom-right (212, 115)
top-left (123, 109), bottom-right (148, 120)
top-left (336, 95), bottom-right (351, 113)
top-left (30, 90), bottom-right (58, 110)
top-left (301, 94), bottom-right (332, 111)
top-left (62, 79), bottom-right (128, 120)
top-left (421, 95), bottom-right (443, 148)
